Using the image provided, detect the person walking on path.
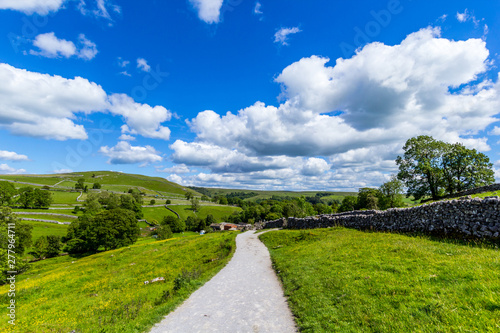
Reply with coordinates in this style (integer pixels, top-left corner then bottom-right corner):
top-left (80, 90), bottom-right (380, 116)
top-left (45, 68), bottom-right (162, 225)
top-left (149, 230), bottom-right (297, 333)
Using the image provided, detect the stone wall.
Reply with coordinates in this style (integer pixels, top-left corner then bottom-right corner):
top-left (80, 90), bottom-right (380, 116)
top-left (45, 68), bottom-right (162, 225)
top-left (440, 183), bottom-right (500, 200)
top-left (260, 196), bottom-right (500, 241)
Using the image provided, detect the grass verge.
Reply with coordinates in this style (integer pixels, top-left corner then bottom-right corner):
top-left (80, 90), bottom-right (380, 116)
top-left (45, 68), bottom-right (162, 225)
top-left (1, 232), bottom-right (237, 333)
top-left (259, 228), bottom-right (500, 332)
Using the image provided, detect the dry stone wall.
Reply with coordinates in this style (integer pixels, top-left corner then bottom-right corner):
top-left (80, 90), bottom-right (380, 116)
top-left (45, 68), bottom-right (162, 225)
top-left (260, 196), bottom-right (500, 241)
top-left (440, 184), bottom-right (500, 200)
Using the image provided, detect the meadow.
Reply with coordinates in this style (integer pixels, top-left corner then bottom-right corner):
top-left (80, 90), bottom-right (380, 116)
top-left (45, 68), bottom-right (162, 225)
top-left (0, 232), bottom-right (237, 333)
top-left (142, 205), bottom-right (242, 223)
top-left (260, 228), bottom-right (500, 332)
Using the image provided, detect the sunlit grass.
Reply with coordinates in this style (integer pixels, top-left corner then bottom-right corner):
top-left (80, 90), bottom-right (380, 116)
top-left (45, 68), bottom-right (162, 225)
top-left (260, 228), bottom-right (500, 332)
top-left (1, 232), bottom-right (237, 333)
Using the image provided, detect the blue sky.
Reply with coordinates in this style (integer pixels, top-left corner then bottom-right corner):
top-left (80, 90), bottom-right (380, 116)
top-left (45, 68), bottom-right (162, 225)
top-left (1, 0), bottom-right (500, 191)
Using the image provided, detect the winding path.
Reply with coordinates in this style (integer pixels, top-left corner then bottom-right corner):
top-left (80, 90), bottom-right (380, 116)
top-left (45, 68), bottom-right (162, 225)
top-left (149, 230), bottom-right (297, 333)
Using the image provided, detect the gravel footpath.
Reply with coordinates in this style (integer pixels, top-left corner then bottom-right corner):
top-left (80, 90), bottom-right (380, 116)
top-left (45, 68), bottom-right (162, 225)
top-left (149, 230), bottom-right (297, 333)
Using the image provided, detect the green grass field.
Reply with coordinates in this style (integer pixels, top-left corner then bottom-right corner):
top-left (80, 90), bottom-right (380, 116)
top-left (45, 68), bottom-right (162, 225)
top-left (15, 213), bottom-right (76, 223)
top-left (194, 187), bottom-right (357, 203)
top-left (0, 175), bottom-right (65, 186)
top-left (25, 221), bottom-right (69, 240)
top-left (259, 228), bottom-right (500, 332)
top-left (0, 232), bottom-right (237, 333)
top-left (168, 205), bottom-right (242, 221)
top-left (23, 220), bottom-right (69, 258)
top-left (143, 205), bottom-right (242, 223)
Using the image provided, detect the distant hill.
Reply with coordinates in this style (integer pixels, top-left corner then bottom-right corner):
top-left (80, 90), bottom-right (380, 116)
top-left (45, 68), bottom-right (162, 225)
top-left (188, 186), bottom-right (357, 202)
top-left (0, 171), bottom-right (196, 197)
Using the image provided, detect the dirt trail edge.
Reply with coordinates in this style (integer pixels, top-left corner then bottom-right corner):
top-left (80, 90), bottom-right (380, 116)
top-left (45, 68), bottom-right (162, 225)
top-left (149, 230), bottom-right (297, 333)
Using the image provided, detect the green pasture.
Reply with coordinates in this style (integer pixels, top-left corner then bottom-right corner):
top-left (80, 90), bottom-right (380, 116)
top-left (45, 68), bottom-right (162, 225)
top-left (260, 228), bottom-right (500, 332)
top-left (0, 232), bottom-right (237, 333)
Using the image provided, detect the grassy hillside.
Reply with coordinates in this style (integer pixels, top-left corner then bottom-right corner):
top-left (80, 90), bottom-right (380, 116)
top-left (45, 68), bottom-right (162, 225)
top-left (0, 171), bottom-right (194, 197)
top-left (0, 232), bottom-right (237, 333)
top-left (259, 228), bottom-right (500, 332)
top-left (190, 187), bottom-right (356, 203)
top-left (143, 205), bottom-right (243, 223)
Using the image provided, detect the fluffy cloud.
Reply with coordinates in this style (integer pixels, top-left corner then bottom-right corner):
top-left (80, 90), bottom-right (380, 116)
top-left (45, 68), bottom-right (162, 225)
top-left (158, 164), bottom-right (191, 174)
top-left (490, 126), bottom-right (500, 136)
top-left (171, 27), bottom-right (500, 190)
top-left (77, 34), bottom-right (98, 60)
top-left (189, 0), bottom-right (224, 24)
top-left (301, 158), bottom-right (329, 176)
top-left (254, 2), bottom-right (263, 15)
top-left (78, 0), bottom-right (121, 21)
top-left (0, 63), bottom-right (107, 140)
top-left (31, 32), bottom-right (76, 58)
top-left (170, 140), bottom-right (296, 173)
top-left (0, 63), bottom-right (173, 141)
top-left (108, 94), bottom-right (172, 140)
top-left (0, 0), bottom-right (65, 15)
top-left (137, 58), bottom-right (151, 72)
top-left (30, 33), bottom-right (98, 60)
top-left (0, 150), bottom-right (29, 161)
top-left (456, 10), bottom-right (469, 23)
top-left (274, 27), bottom-right (301, 45)
top-left (0, 164), bottom-right (26, 175)
top-left (99, 141), bottom-right (162, 165)
top-left (166, 174), bottom-right (186, 185)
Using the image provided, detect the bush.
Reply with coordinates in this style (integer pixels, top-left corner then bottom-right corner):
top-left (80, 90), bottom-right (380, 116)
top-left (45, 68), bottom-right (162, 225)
top-left (31, 235), bottom-right (61, 258)
top-left (166, 199), bottom-right (171, 205)
top-left (156, 225), bottom-right (173, 240)
top-left (65, 208), bottom-right (140, 254)
top-left (162, 216), bottom-right (185, 233)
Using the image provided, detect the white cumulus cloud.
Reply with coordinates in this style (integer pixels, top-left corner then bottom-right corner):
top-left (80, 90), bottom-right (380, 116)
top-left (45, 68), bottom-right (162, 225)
top-left (170, 27), bottom-right (500, 190)
top-left (30, 33), bottom-right (98, 60)
top-left (108, 94), bottom-right (172, 140)
top-left (137, 58), bottom-right (151, 72)
top-left (0, 150), bottom-right (29, 161)
top-left (0, 63), bottom-right (108, 140)
top-left (77, 34), bottom-right (98, 60)
top-left (0, 164), bottom-right (26, 175)
top-left (274, 27), bottom-right (301, 46)
top-left (31, 33), bottom-right (77, 58)
top-left (0, 0), bottom-right (65, 15)
top-left (189, 0), bottom-right (224, 24)
top-left (99, 141), bottom-right (162, 165)
top-left (0, 63), bottom-right (173, 141)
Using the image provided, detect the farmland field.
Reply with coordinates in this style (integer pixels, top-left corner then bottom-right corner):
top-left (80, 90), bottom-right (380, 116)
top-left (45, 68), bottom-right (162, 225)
top-left (0, 232), bottom-right (237, 333)
top-left (260, 228), bottom-right (500, 332)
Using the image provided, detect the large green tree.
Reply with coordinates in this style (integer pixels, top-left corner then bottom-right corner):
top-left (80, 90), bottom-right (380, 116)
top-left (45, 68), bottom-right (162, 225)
top-left (379, 175), bottom-right (405, 209)
top-left (162, 215), bottom-right (185, 233)
top-left (0, 181), bottom-right (16, 206)
top-left (441, 143), bottom-right (494, 194)
top-left (396, 136), bottom-right (495, 200)
top-left (0, 208), bottom-right (32, 283)
top-left (396, 136), bottom-right (445, 200)
top-left (17, 187), bottom-right (53, 208)
top-left (65, 208), bottom-right (139, 253)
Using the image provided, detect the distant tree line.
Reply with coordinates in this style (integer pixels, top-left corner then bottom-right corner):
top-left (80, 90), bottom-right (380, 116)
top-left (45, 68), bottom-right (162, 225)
top-left (0, 182), bottom-right (53, 208)
top-left (0, 207), bottom-right (32, 284)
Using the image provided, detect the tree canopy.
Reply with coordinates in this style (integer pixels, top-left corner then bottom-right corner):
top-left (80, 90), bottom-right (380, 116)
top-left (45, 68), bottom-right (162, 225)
top-left (0, 181), bottom-right (16, 206)
top-left (17, 187), bottom-right (53, 208)
top-left (396, 136), bottom-right (494, 200)
top-left (65, 208), bottom-right (139, 253)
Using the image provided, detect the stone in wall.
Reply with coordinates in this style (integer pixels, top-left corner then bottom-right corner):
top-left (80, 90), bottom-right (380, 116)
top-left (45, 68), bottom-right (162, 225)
top-left (262, 196), bottom-right (500, 241)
